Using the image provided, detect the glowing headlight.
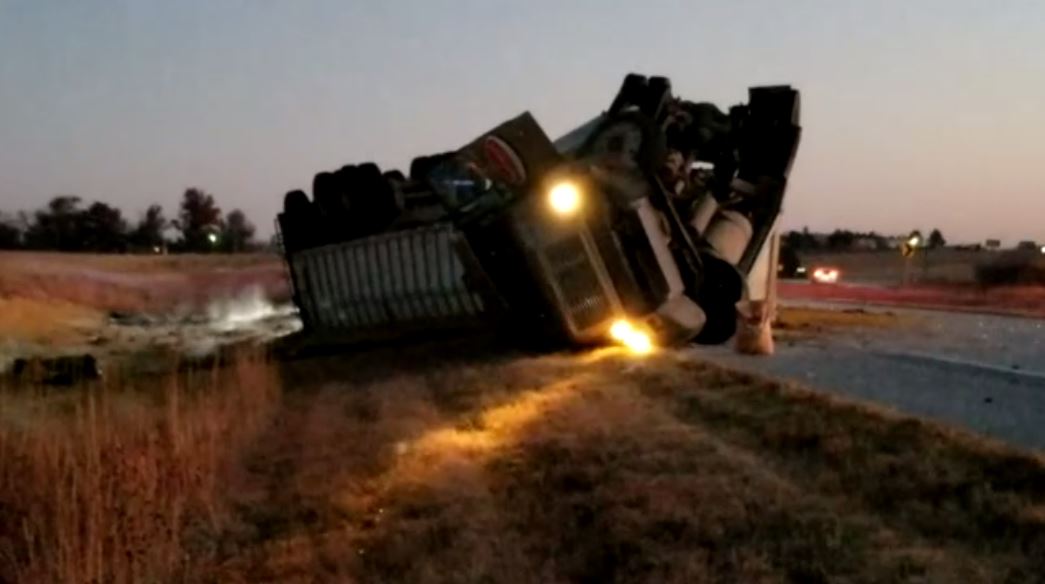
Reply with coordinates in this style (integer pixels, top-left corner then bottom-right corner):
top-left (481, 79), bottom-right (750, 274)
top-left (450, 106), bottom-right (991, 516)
top-left (609, 319), bottom-right (653, 355)
top-left (547, 181), bottom-right (582, 216)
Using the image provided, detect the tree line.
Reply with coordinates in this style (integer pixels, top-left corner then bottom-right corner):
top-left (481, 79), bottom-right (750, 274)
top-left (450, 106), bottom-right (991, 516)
top-left (783, 227), bottom-right (947, 252)
top-left (0, 188), bottom-right (257, 253)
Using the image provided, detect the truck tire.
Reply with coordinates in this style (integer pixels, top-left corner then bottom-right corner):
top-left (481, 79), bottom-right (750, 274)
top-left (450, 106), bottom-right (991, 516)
top-left (409, 155), bottom-right (431, 182)
top-left (692, 301), bottom-right (738, 345)
top-left (644, 76), bottom-right (672, 121)
top-left (609, 73), bottom-right (648, 114)
top-left (312, 171), bottom-right (338, 215)
top-left (691, 252), bottom-right (743, 344)
top-left (313, 171), bottom-right (351, 243)
top-left (382, 169), bottom-right (407, 184)
top-left (349, 162), bottom-right (401, 233)
top-left (283, 189), bottom-right (311, 215)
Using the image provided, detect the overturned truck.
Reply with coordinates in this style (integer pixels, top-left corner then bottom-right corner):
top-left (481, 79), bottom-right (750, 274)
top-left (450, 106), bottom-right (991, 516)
top-left (277, 74), bottom-right (801, 351)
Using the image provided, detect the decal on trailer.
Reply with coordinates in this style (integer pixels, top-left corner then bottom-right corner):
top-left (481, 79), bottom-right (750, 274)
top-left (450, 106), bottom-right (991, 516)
top-left (481, 135), bottom-right (527, 186)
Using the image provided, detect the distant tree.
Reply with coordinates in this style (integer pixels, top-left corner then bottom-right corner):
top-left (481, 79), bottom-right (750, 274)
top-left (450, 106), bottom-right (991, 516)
top-left (175, 188), bottom-right (222, 252)
top-left (24, 196), bottom-right (84, 250)
top-left (827, 229), bottom-right (856, 250)
top-left (132, 204), bottom-right (168, 250)
top-left (0, 214), bottom-right (22, 249)
top-left (221, 209), bottom-right (256, 253)
top-left (928, 228), bottom-right (946, 249)
top-left (80, 201), bottom-right (128, 252)
top-left (782, 226), bottom-right (821, 251)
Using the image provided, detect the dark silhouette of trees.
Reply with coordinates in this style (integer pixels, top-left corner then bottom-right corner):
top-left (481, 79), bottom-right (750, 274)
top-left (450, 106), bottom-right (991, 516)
top-left (221, 209), bottom-right (256, 253)
top-left (826, 229), bottom-right (856, 250)
top-left (928, 228), bottom-right (946, 249)
top-left (80, 202), bottom-right (128, 252)
top-left (0, 214), bottom-right (22, 249)
top-left (132, 204), bottom-right (168, 250)
top-left (175, 188), bottom-right (222, 252)
top-left (24, 196), bottom-right (84, 250)
top-left (21, 197), bottom-right (129, 252)
top-left (4, 189), bottom-right (258, 254)
top-left (782, 227), bottom-right (821, 251)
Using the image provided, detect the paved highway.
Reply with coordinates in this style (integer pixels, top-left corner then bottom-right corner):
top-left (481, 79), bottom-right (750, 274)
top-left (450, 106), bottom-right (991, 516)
top-left (697, 302), bottom-right (1045, 451)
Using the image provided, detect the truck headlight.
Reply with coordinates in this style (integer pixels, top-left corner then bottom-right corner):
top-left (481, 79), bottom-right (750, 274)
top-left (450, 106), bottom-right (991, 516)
top-left (610, 319), bottom-right (653, 354)
top-left (547, 181), bottom-right (582, 217)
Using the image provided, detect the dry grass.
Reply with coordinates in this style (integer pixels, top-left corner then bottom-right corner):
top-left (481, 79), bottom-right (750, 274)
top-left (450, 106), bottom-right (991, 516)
top-left (0, 351), bottom-right (280, 583)
top-left (201, 342), bottom-right (1045, 583)
top-left (0, 251), bottom-right (281, 273)
top-left (0, 251), bottom-right (288, 321)
top-left (2, 334), bottom-right (1043, 582)
top-left (0, 297), bottom-right (105, 345)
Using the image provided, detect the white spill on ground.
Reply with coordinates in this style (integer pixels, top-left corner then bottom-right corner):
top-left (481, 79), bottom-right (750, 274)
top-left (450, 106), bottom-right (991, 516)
top-left (2, 286), bottom-right (304, 368)
top-left (206, 285), bottom-right (300, 333)
top-left (176, 285), bottom-right (302, 356)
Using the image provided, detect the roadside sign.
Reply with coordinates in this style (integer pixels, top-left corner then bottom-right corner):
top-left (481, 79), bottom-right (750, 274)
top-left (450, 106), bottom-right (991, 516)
top-left (901, 242), bottom-right (915, 258)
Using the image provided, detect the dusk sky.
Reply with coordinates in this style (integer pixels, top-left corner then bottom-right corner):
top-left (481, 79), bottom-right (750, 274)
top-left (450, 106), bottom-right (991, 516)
top-left (1, 1), bottom-right (1042, 243)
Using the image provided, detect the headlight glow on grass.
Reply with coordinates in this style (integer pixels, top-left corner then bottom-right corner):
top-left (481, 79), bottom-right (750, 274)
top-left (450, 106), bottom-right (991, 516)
top-left (609, 319), bottom-right (653, 355)
top-left (547, 181), bottom-right (582, 217)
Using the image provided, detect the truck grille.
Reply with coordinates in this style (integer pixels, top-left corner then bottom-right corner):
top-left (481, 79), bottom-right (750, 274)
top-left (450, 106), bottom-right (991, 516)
top-left (543, 235), bottom-right (612, 332)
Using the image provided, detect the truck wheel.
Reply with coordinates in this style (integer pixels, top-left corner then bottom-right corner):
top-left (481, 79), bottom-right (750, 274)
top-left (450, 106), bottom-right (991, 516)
top-left (609, 73), bottom-right (648, 114)
top-left (349, 163), bottom-right (401, 232)
top-left (313, 171), bottom-right (350, 243)
top-left (644, 76), bottom-right (672, 121)
top-left (692, 302), bottom-right (738, 345)
top-left (699, 251), bottom-right (744, 304)
top-left (312, 171), bottom-right (338, 214)
top-left (382, 169), bottom-right (407, 184)
top-left (283, 189), bottom-right (311, 215)
top-left (409, 155), bottom-right (432, 182)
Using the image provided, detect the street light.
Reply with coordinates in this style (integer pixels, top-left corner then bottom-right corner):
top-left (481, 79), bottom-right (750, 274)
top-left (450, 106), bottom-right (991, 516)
top-left (208, 233), bottom-right (219, 245)
top-left (907, 234), bottom-right (921, 248)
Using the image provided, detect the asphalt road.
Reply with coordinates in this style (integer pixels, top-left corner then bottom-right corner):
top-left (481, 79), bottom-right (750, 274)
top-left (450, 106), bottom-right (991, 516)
top-left (696, 302), bottom-right (1045, 452)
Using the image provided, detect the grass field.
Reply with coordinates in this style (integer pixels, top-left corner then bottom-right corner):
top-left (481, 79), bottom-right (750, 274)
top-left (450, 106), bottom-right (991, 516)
top-left (0, 252), bottom-right (289, 350)
top-left (3, 341), bottom-right (1044, 583)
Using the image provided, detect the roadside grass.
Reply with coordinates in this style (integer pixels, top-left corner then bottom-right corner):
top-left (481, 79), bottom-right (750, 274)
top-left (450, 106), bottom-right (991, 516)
top-left (2, 334), bottom-right (1044, 583)
top-left (211, 344), bottom-right (1045, 583)
top-left (0, 350), bottom-right (279, 584)
top-left (634, 355), bottom-right (1045, 580)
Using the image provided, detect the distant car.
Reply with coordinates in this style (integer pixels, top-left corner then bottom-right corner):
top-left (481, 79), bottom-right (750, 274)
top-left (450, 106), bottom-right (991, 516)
top-left (811, 266), bottom-right (840, 284)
